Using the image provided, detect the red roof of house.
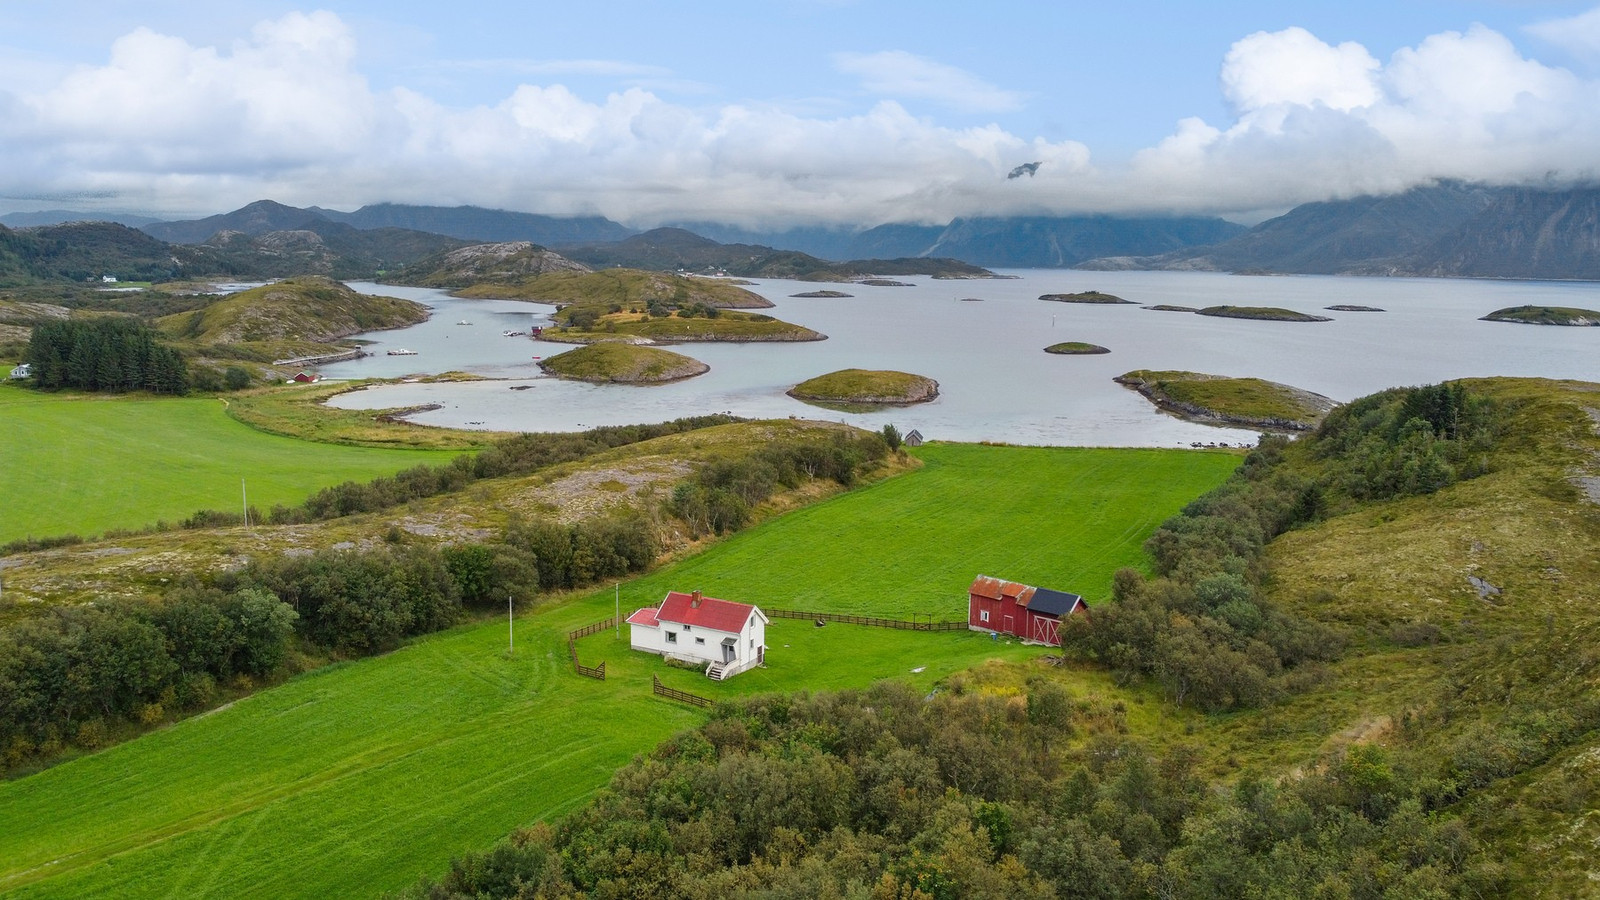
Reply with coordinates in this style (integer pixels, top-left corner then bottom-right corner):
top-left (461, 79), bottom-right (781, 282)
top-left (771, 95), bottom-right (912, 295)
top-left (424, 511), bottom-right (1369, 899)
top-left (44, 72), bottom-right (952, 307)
top-left (657, 590), bottom-right (760, 634)
top-left (626, 607), bottom-right (660, 628)
top-left (968, 575), bottom-right (1037, 605)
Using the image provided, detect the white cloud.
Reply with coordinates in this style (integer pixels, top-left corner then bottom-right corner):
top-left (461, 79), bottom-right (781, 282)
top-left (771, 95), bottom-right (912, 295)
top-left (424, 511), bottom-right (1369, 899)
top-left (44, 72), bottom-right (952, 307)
top-left (5, 12), bottom-right (1600, 225)
top-left (1526, 5), bottom-right (1600, 59)
top-left (1130, 24), bottom-right (1600, 212)
top-left (833, 50), bottom-right (1022, 113)
top-left (1222, 27), bottom-right (1381, 113)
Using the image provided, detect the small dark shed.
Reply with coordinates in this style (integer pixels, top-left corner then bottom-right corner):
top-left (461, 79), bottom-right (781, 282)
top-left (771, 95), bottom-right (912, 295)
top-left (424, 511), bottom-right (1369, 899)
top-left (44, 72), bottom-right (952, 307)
top-left (904, 429), bottom-right (924, 447)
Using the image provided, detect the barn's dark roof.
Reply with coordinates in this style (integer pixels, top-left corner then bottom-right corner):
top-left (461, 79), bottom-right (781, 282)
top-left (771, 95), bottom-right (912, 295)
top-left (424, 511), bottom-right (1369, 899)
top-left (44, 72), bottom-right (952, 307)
top-left (1026, 588), bottom-right (1085, 617)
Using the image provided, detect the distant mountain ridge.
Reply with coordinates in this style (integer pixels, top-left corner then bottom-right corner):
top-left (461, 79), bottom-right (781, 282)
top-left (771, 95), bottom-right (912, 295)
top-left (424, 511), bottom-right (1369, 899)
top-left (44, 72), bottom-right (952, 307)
top-left (661, 216), bottom-right (1244, 266)
top-left (1080, 182), bottom-right (1600, 280)
top-left (556, 227), bottom-right (995, 281)
top-left (143, 200), bottom-right (635, 247)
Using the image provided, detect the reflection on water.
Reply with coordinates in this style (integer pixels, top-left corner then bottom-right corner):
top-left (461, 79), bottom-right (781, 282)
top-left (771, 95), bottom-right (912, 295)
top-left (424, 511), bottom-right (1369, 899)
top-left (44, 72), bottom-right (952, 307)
top-left (321, 273), bottom-right (1600, 447)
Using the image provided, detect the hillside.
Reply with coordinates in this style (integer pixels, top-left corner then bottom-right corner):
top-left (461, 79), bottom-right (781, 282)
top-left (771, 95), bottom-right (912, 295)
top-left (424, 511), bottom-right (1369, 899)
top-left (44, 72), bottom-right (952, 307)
top-left (653, 216), bottom-right (1244, 267)
top-left (388, 241), bottom-right (591, 288)
top-left (156, 276), bottom-right (427, 359)
top-left (557, 227), bottom-right (995, 280)
top-left (453, 268), bottom-right (773, 308)
top-left (195, 220), bottom-right (468, 280)
top-left (0, 221), bottom-right (218, 285)
top-left (144, 199), bottom-right (633, 247)
top-left (1083, 181), bottom-right (1600, 279)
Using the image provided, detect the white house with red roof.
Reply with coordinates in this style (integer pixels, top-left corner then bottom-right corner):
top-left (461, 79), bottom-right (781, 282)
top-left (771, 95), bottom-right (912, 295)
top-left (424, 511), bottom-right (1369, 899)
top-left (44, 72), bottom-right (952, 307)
top-left (627, 590), bottom-right (768, 680)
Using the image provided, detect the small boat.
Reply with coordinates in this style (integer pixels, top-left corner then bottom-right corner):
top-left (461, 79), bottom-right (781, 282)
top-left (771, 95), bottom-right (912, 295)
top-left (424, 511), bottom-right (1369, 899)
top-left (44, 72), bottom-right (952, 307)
top-left (456, 319), bottom-right (472, 325)
top-left (502, 330), bottom-right (524, 337)
top-left (387, 348), bottom-right (417, 356)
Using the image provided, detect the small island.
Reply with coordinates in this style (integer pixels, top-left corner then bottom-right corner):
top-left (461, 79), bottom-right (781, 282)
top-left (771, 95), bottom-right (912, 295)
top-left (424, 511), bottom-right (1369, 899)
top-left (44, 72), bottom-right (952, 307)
top-left (1481, 305), bottom-right (1600, 326)
top-left (1144, 305), bottom-right (1200, 312)
top-left (857, 279), bottom-right (914, 287)
top-left (1044, 342), bottom-right (1111, 355)
top-left (1326, 305), bottom-right (1385, 312)
top-left (1115, 370), bottom-right (1337, 432)
top-left (1196, 306), bottom-right (1332, 322)
top-left (788, 368), bottom-right (939, 409)
top-left (1039, 291), bottom-right (1135, 304)
top-left (537, 343), bottom-right (709, 384)
top-left (790, 290), bottom-right (854, 298)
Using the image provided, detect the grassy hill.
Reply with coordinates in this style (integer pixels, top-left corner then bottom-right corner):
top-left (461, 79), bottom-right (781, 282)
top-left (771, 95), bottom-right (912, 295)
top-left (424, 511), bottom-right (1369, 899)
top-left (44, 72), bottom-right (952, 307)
top-left (387, 241), bottom-right (591, 288)
top-left (1116, 369), bottom-right (1337, 430)
top-left (537, 343), bottom-right (708, 383)
top-left (455, 268), bottom-right (773, 309)
top-left (0, 442), bottom-right (1238, 898)
top-left (156, 276), bottom-right (427, 361)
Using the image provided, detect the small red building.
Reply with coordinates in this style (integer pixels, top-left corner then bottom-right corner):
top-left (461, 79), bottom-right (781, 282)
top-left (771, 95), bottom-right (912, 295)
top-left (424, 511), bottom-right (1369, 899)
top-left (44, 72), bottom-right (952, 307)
top-left (967, 575), bottom-right (1086, 646)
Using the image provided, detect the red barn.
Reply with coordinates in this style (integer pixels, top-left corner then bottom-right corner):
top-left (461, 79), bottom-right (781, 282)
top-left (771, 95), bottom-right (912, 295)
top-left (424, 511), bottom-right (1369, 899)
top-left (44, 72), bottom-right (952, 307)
top-left (967, 575), bottom-right (1086, 646)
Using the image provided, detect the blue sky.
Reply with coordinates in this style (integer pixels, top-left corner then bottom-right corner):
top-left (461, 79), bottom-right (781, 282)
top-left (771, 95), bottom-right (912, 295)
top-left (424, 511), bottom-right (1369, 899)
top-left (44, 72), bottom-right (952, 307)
top-left (3, 1), bottom-right (1600, 225)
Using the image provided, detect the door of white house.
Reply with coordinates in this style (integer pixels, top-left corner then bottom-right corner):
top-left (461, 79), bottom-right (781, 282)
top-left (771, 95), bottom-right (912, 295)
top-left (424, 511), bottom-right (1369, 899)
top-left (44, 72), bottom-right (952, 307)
top-left (721, 638), bottom-right (736, 663)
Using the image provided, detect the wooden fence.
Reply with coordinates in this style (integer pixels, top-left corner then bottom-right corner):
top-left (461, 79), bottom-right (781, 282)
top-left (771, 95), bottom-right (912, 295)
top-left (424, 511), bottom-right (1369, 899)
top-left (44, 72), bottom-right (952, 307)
top-left (567, 617), bottom-right (616, 681)
top-left (766, 609), bottom-right (967, 631)
top-left (652, 675), bottom-right (713, 708)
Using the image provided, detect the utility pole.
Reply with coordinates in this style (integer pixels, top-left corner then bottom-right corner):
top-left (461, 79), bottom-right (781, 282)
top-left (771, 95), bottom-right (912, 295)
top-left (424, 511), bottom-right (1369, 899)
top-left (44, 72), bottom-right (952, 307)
top-left (508, 595), bottom-right (514, 654)
top-left (615, 584), bottom-right (620, 637)
top-left (242, 478), bottom-right (249, 527)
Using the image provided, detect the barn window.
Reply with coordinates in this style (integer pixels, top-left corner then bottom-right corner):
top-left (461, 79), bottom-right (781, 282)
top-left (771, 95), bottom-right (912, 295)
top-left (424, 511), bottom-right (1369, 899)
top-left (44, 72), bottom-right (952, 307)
top-left (980, 610), bottom-right (990, 623)
top-left (666, 632), bottom-right (677, 644)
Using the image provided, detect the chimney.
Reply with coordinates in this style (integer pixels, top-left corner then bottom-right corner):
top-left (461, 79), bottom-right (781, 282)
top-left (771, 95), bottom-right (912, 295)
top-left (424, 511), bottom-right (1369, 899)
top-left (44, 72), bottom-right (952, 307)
top-left (691, 590), bottom-right (702, 608)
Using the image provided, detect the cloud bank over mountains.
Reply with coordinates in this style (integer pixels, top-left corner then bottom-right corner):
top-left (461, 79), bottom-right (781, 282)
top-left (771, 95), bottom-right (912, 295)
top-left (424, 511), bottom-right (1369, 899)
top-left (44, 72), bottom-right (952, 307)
top-left (4, 8), bottom-right (1600, 225)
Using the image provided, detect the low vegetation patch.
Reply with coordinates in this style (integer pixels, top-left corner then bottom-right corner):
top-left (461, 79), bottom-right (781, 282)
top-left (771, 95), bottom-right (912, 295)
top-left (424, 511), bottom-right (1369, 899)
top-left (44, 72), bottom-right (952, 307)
top-left (1044, 341), bottom-right (1110, 355)
top-left (1196, 305), bottom-right (1332, 322)
top-left (1480, 305), bottom-right (1600, 326)
top-left (537, 343), bottom-right (708, 384)
top-left (408, 682), bottom-right (1494, 900)
top-left (1116, 369), bottom-right (1337, 430)
top-left (224, 381), bottom-right (507, 449)
top-left (1040, 290), bottom-right (1134, 304)
top-left (544, 308), bottom-right (824, 344)
top-left (788, 368), bottom-right (939, 408)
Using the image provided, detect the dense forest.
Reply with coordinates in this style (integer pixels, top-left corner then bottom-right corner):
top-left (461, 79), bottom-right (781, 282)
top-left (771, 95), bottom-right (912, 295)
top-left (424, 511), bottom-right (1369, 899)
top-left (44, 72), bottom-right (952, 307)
top-left (24, 318), bottom-right (189, 393)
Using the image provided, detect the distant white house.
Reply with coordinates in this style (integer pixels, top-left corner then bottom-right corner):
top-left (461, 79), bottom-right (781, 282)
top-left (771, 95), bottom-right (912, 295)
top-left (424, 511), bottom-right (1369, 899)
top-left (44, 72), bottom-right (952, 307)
top-left (8, 363), bottom-right (30, 380)
top-left (101, 275), bottom-right (118, 283)
top-left (627, 590), bottom-right (768, 680)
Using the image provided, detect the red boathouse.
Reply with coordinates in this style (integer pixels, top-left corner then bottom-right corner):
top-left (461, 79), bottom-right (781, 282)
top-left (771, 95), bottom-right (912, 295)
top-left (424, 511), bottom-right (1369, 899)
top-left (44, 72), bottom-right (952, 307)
top-left (967, 574), bottom-right (1087, 646)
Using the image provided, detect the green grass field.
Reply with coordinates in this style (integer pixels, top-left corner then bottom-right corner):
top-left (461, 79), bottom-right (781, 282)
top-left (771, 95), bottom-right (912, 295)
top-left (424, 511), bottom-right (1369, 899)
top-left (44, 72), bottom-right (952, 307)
top-left (0, 443), bottom-right (1236, 898)
top-left (0, 386), bottom-right (464, 544)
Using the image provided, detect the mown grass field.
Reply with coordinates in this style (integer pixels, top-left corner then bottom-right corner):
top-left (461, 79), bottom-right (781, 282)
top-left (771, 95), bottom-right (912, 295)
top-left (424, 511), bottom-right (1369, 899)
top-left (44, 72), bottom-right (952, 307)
top-left (0, 385), bottom-right (464, 544)
top-left (0, 443), bottom-right (1237, 898)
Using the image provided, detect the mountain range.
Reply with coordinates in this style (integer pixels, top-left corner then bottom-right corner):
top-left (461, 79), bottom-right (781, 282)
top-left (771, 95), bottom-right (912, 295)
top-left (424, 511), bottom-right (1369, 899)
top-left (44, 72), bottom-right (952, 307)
top-left (1080, 181), bottom-right (1600, 280)
top-left (9, 182), bottom-right (1600, 283)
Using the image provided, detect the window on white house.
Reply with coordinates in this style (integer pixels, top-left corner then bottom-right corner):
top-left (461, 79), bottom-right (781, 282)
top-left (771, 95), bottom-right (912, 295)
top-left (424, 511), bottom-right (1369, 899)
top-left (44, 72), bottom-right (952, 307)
top-left (682, 625), bottom-right (691, 631)
top-left (980, 610), bottom-right (990, 623)
top-left (666, 632), bottom-right (677, 643)
top-left (695, 637), bottom-right (705, 645)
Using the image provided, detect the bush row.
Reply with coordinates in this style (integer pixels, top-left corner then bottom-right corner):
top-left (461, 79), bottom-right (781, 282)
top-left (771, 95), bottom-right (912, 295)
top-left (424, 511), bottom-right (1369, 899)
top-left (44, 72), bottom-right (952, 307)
top-left (400, 683), bottom-right (1496, 899)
